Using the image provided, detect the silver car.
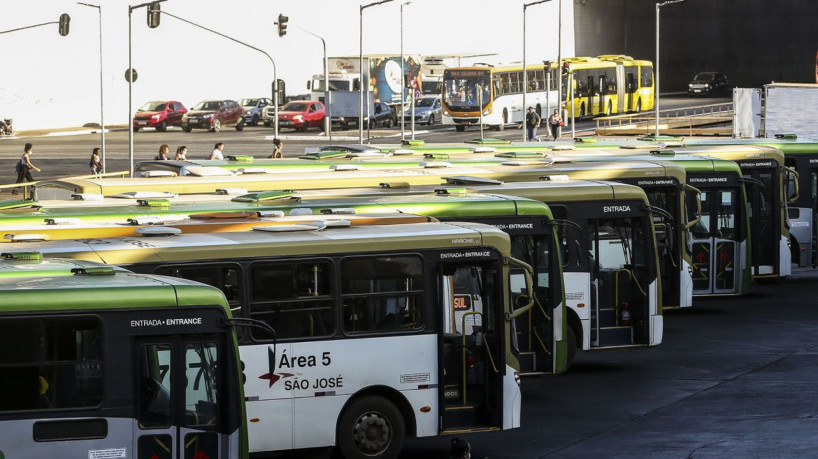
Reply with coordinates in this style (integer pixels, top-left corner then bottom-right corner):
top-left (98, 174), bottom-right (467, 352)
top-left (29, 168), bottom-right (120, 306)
top-left (403, 96), bottom-right (442, 126)
top-left (239, 98), bottom-right (272, 126)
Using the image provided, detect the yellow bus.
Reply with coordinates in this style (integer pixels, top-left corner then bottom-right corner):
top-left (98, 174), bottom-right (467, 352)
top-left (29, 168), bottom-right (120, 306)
top-left (557, 55), bottom-right (655, 118)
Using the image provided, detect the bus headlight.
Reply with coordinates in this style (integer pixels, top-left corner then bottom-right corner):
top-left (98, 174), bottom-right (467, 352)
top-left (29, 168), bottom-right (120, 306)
top-left (443, 110), bottom-right (449, 116)
top-left (483, 108), bottom-right (491, 116)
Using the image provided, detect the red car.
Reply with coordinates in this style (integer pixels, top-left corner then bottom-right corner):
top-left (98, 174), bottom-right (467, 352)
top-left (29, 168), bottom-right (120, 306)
top-left (182, 100), bottom-right (245, 132)
top-left (133, 100), bottom-right (187, 132)
top-left (278, 101), bottom-right (325, 132)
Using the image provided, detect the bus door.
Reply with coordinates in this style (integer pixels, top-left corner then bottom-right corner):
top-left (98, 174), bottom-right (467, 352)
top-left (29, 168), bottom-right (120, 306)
top-left (641, 185), bottom-right (685, 308)
top-left (440, 261), bottom-right (505, 432)
top-left (689, 187), bottom-right (742, 295)
top-left (740, 163), bottom-right (782, 276)
top-left (596, 74), bottom-right (607, 114)
top-left (788, 160), bottom-right (816, 267)
top-left (587, 214), bottom-right (654, 348)
top-left (135, 336), bottom-right (231, 459)
top-left (625, 67), bottom-right (637, 112)
top-left (508, 233), bottom-right (559, 374)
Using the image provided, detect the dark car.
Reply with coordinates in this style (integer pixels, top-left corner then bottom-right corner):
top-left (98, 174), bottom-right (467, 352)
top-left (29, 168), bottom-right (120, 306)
top-left (688, 72), bottom-right (730, 97)
top-left (181, 100), bottom-right (245, 132)
top-left (366, 102), bottom-right (397, 129)
top-left (133, 100), bottom-right (187, 132)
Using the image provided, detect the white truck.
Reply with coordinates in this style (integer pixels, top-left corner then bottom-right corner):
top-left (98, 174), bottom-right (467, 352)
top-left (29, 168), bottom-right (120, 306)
top-left (327, 90), bottom-right (375, 130)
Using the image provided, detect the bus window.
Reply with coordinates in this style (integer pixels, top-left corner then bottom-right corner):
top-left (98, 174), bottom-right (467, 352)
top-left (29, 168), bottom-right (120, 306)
top-left (249, 261), bottom-right (335, 340)
top-left (641, 66), bottom-right (654, 87)
top-left (157, 264), bottom-right (242, 308)
top-left (341, 255), bottom-right (424, 333)
top-left (453, 267), bottom-right (484, 335)
top-left (138, 343), bottom-right (172, 430)
top-left (0, 317), bottom-right (102, 412)
top-left (718, 191), bottom-right (737, 239)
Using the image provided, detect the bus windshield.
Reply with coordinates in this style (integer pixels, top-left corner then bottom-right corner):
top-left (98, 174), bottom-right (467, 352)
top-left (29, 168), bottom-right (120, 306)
top-left (443, 70), bottom-right (490, 108)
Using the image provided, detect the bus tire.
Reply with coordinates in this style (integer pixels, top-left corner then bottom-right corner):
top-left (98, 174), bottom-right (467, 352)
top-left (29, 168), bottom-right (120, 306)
top-left (580, 104), bottom-right (586, 119)
top-left (635, 99), bottom-right (642, 113)
top-left (495, 109), bottom-right (507, 131)
top-left (337, 395), bottom-right (406, 459)
top-left (606, 101), bottom-right (612, 116)
top-left (455, 125), bottom-right (465, 132)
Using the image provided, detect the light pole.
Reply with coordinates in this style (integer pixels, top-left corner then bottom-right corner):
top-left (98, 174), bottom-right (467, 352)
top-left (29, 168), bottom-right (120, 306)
top-left (655, 0), bottom-right (684, 136)
top-left (78, 2), bottom-right (106, 173)
top-left (298, 26), bottom-right (331, 143)
top-left (400, 1), bottom-right (411, 141)
top-left (523, 0), bottom-right (551, 142)
top-left (128, 0), bottom-right (166, 177)
top-left (360, 0), bottom-right (394, 144)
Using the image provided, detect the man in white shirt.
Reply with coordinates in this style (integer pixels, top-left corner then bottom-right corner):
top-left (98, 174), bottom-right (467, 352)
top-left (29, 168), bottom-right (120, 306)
top-left (208, 142), bottom-right (224, 160)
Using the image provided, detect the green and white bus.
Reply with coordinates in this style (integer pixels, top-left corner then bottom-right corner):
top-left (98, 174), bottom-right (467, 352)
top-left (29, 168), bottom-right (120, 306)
top-left (0, 254), bottom-right (249, 459)
top-left (6, 220), bottom-right (530, 459)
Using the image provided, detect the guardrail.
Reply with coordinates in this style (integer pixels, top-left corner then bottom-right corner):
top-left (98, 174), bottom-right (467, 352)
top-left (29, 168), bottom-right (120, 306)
top-left (595, 102), bottom-right (733, 136)
top-left (0, 170), bottom-right (129, 200)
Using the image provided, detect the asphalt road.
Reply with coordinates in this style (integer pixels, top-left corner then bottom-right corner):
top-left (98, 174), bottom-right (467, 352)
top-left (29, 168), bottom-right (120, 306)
top-left (270, 268), bottom-right (818, 459)
top-left (0, 96), bottom-right (727, 186)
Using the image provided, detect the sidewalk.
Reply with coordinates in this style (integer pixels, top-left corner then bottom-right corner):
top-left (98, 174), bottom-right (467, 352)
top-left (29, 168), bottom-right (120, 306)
top-left (1, 124), bottom-right (129, 139)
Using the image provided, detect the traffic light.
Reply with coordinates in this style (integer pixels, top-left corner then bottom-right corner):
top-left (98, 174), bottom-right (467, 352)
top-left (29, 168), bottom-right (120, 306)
top-left (58, 13), bottom-right (70, 36)
top-left (147, 2), bottom-right (161, 28)
top-left (276, 14), bottom-right (288, 37)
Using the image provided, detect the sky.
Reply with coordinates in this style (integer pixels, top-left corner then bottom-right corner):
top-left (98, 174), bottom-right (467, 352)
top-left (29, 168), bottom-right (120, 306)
top-left (2, 0), bottom-right (574, 129)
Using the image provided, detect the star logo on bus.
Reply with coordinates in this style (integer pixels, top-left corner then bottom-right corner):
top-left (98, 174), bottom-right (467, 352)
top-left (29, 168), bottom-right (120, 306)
top-left (259, 371), bottom-right (295, 388)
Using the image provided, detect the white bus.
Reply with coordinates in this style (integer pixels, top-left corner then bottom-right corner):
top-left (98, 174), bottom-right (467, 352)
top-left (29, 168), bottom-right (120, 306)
top-left (441, 65), bottom-right (558, 131)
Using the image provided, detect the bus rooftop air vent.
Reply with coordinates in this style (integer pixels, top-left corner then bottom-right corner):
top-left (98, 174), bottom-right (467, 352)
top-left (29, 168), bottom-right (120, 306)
top-left (2, 251), bottom-right (43, 261)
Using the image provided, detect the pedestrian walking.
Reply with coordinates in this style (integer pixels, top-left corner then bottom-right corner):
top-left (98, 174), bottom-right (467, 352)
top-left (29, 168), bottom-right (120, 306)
top-left (525, 106), bottom-right (541, 141)
top-left (208, 142), bottom-right (224, 160)
top-left (548, 109), bottom-right (563, 140)
top-left (89, 147), bottom-right (102, 175)
top-left (12, 143), bottom-right (40, 195)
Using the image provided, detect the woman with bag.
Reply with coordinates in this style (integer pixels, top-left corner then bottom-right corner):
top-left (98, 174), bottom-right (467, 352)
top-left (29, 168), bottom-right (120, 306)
top-left (12, 143), bottom-right (40, 195)
top-left (548, 109), bottom-right (562, 140)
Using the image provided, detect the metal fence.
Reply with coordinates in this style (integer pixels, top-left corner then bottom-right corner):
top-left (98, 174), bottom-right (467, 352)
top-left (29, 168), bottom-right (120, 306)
top-left (595, 102), bottom-right (733, 136)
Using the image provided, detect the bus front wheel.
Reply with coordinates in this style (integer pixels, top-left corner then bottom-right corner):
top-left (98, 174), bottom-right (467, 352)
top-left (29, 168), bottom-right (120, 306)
top-left (495, 109), bottom-right (507, 131)
top-left (337, 395), bottom-right (406, 459)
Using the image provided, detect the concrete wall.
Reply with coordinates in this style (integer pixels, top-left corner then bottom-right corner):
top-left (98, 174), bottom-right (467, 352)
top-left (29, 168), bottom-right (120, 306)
top-left (573, 0), bottom-right (818, 92)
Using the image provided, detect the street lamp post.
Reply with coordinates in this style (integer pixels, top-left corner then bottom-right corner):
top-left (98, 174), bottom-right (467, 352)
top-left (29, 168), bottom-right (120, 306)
top-left (360, 0), bottom-right (394, 144)
top-left (523, 0), bottom-right (551, 142)
top-left (400, 1), bottom-right (411, 141)
top-left (78, 2), bottom-right (105, 173)
top-left (655, 0), bottom-right (684, 136)
top-left (128, 0), bottom-right (167, 177)
top-left (299, 26), bottom-right (331, 143)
